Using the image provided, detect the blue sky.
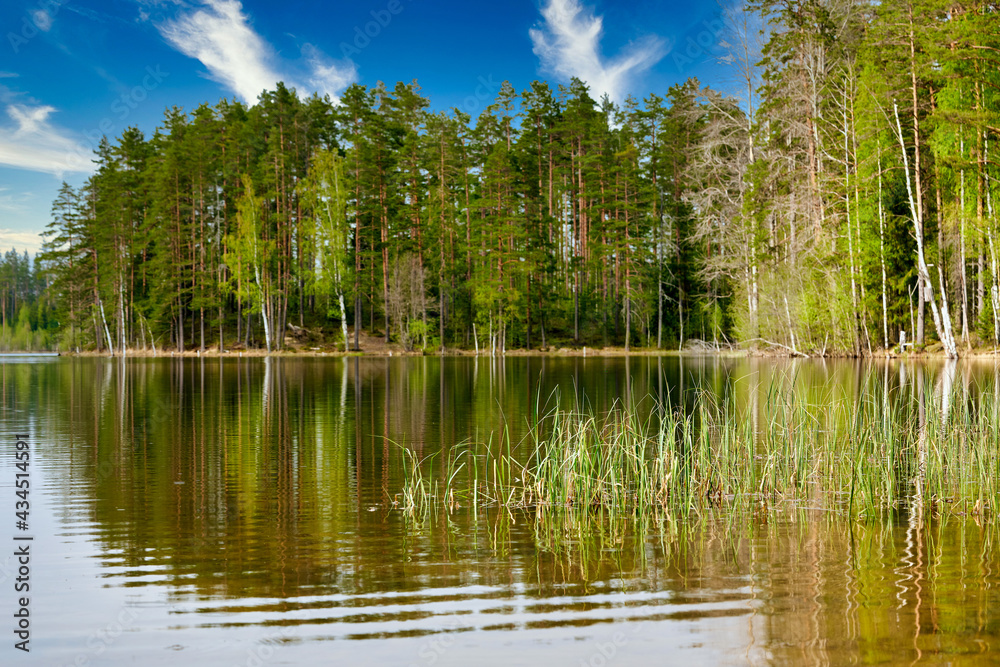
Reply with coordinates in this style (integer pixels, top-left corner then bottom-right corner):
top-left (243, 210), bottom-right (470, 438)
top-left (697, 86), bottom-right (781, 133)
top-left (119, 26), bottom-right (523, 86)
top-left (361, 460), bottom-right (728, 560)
top-left (0, 0), bottom-right (735, 254)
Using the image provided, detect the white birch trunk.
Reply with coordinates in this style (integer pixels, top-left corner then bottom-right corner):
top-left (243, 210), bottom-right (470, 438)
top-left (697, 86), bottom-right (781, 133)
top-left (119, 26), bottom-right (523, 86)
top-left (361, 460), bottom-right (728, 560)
top-left (893, 102), bottom-right (958, 358)
top-left (255, 264), bottom-right (272, 354)
top-left (877, 146), bottom-right (890, 351)
top-left (338, 292), bottom-right (349, 353)
top-left (960, 133), bottom-right (969, 343)
top-left (98, 296), bottom-right (114, 356)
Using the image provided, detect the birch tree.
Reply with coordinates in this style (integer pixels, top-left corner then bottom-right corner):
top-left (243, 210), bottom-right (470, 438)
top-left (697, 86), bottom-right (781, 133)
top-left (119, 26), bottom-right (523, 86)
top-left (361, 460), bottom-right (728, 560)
top-left (300, 149), bottom-right (352, 352)
top-left (224, 175), bottom-right (275, 353)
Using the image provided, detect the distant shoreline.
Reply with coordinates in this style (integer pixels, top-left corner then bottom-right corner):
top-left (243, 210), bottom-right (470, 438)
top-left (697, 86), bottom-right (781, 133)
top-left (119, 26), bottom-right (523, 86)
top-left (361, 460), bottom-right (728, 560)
top-left (21, 346), bottom-right (1000, 360)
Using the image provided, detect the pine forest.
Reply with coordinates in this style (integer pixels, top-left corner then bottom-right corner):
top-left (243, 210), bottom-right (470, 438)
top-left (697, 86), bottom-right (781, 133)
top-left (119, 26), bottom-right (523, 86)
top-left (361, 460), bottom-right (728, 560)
top-left (13, 0), bottom-right (1000, 357)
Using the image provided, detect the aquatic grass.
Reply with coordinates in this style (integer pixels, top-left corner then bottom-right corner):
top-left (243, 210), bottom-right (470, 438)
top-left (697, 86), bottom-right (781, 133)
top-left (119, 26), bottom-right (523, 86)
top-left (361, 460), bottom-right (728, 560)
top-left (398, 442), bottom-right (471, 517)
top-left (394, 378), bottom-right (1000, 522)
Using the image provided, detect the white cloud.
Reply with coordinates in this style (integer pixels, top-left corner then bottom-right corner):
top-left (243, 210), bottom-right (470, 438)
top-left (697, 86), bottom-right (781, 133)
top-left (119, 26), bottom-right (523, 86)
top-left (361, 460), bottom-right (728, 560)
top-left (0, 104), bottom-right (91, 176)
top-left (530, 0), bottom-right (667, 103)
top-left (0, 229), bottom-right (43, 254)
top-left (157, 0), bottom-right (355, 105)
top-left (302, 43), bottom-right (357, 103)
top-left (158, 0), bottom-right (279, 104)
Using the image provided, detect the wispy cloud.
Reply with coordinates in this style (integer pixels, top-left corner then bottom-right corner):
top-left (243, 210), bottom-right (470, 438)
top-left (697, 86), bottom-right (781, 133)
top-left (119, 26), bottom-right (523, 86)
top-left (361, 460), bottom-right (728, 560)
top-left (530, 0), bottom-right (667, 103)
top-left (156, 0), bottom-right (355, 104)
top-left (158, 0), bottom-right (279, 104)
top-left (0, 229), bottom-right (44, 254)
top-left (0, 188), bottom-right (30, 213)
top-left (0, 104), bottom-right (90, 176)
top-left (302, 43), bottom-right (356, 103)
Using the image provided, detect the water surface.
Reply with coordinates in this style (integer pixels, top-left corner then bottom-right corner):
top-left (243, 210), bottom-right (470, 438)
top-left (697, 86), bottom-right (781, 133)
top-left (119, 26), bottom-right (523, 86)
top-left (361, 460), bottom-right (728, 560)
top-left (2, 356), bottom-right (1000, 665)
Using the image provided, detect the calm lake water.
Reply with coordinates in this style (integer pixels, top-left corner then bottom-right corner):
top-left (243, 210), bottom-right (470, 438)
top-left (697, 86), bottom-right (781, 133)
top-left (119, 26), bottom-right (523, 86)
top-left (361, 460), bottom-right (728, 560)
top-left (3, 356), bottom-right (1000, 666)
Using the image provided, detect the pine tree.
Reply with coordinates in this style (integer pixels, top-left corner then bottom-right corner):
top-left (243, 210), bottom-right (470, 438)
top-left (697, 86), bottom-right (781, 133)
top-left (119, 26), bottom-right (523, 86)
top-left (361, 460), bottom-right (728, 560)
top-left (39, 183), bottom-right (92, 350)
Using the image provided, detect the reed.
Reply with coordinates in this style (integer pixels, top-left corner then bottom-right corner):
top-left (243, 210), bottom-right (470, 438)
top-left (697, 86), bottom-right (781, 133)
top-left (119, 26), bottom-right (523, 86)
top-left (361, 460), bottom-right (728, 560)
top-left (396, 381), bottom-right (1000, 521)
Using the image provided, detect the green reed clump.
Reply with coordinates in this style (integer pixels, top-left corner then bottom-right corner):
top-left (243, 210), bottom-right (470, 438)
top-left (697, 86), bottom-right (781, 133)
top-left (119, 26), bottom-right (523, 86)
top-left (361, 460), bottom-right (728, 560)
top-left (399, 443), bottom-right (472, 517)
top-left (395, 382), bottom-right (1000, 520)
top-left (525, 407), bottom-right (658, 508)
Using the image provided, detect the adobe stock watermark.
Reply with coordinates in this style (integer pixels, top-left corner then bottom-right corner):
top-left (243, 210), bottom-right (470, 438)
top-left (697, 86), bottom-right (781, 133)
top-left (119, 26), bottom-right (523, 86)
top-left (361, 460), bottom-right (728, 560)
top-left (671, 16), bottom-right (726, 72)
top-left (59, 65), bottom-right (169, 173)
top-left (340, 0), bottom-right (410, 58)
top-left (579, 629), bottom-right (631, 667)
top-left (459, 75), bottom-right (501, 116)
top-left (406, 622), bottom-right (464, 667)
top-left (233, 626), bottom-right (297, 667)
top-left (408, 633), bottom-right (453, 666)
top-left (56, 604), bottom-right (144, 667)
top-left (7, 0), bottom-right (71, 54)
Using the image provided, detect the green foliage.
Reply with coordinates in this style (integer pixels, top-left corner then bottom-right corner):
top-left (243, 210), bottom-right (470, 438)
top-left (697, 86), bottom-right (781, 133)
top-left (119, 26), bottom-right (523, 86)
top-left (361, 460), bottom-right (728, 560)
top-left (223, 175), bottom-right (277, 353)
top-left (30, 3), bottom-right (1000, 354)
top-left (299, 148), bottom-right (352, 314)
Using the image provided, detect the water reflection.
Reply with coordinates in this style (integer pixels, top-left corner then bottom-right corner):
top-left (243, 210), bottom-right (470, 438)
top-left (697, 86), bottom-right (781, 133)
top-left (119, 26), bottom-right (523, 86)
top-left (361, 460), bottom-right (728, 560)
top-left (3, 356), bottom-right (1000, 665)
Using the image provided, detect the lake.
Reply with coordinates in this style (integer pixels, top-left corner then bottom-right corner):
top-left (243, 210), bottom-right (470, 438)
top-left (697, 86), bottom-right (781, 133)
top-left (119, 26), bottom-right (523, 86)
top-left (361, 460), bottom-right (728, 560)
top-left (3, 355), bottom-right (1000, 666)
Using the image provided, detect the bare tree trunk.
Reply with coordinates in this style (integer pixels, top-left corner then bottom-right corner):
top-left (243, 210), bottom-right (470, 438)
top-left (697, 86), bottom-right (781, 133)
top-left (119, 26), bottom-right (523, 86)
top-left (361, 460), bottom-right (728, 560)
top-left (893, 102), bottom-right (957, 358)
top-left (354, 295), bottom-right (361, 351)
top-left (573, 277), bottom-right (579, 344)
top-left (784, 295), bottom-right (798, 355)
top-left (877, 145), bottom-right (890, 350)
top-left (98, 296), bottom-right (114, 356)
top-left (917, 280), bottom-right (925, 345)
top-left (959, 132), bottom-right (970, 343)
top-left (751, 242), bottom-right (759, 339)
top-left (989, 233), bottom-right (999, 346)
top-left (255, 264), bottom-right (272, 354)
top-left (988, 134), bottom-right (1000, 346)
top-left (849, 77), bottom-right (872, 354)
top-left (177, 305), bottom-right (184, 353)
top-left (339, 292), bottom-right (349, 353)
top-left (843, 85), bottom-right (860, 354)
top-left (625, 277), bottom-right (631, 353)
top-left (656, 273), bottom-right (663, 350)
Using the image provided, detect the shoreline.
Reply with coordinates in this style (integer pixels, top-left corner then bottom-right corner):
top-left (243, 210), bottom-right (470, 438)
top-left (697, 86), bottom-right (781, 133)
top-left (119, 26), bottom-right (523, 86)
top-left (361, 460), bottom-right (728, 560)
top-left (24, 345), bottom-right (1000, 360)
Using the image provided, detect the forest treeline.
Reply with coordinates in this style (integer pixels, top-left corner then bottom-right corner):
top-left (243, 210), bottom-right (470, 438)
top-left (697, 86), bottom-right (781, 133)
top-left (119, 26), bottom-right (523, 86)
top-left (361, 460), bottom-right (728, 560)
top-left (23, 0), bottom-right (1000, 355)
